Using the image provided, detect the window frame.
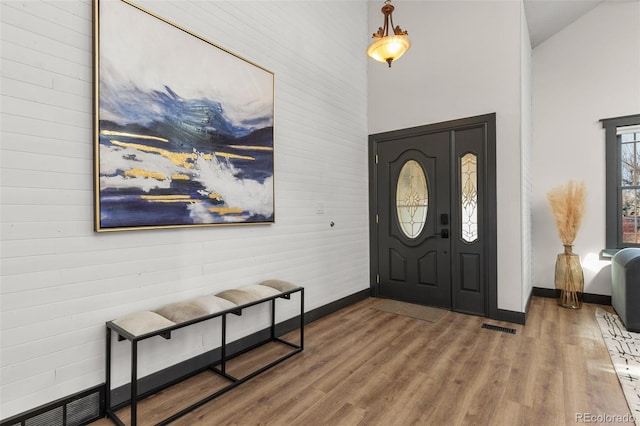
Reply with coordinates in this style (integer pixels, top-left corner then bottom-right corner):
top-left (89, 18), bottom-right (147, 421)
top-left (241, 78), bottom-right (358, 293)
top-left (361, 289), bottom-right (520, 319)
top-left (601, 114), bottom-right (640, 252)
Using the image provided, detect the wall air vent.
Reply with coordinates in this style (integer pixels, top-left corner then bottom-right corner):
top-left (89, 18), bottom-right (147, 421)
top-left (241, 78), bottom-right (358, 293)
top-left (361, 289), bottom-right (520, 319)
top-left (0, 385), bottom-right (104, 426)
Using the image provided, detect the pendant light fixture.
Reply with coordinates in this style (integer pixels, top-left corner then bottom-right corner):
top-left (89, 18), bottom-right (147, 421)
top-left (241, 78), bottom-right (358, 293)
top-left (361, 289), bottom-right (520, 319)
top-left (366, 0), bottom-right (411, 67)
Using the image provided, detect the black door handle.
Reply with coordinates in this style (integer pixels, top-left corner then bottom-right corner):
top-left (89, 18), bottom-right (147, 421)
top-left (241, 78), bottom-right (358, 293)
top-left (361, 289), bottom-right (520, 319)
top-left (440, 229), bottom-right (449, 238)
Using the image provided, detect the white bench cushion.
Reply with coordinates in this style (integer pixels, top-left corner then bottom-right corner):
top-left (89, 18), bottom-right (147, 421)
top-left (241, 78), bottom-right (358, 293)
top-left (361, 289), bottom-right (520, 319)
top-left (154, 301), bottom-right (210, 323)
top-left (112, 311), bottom-right (176, 337)
top-left (216, 289), bottom-right (259, 305)
top-left (261, 279), bottom-right (300, 293)
top-left (240, 284), bottom-right (282, 299)
top-left (192, 295), bottom-right (237, 314)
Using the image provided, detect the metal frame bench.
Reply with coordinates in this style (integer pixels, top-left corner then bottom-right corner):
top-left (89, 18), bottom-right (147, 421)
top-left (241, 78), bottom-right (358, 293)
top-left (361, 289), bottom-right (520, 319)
top-left (104, 279), bottom-right (304, 426)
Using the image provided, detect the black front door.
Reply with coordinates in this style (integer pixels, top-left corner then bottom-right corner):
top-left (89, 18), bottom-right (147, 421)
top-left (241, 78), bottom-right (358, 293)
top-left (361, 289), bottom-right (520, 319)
top-left (376, 131), bottom-right (452, 308)
top-left (370, 114), bottom-right (497, 317)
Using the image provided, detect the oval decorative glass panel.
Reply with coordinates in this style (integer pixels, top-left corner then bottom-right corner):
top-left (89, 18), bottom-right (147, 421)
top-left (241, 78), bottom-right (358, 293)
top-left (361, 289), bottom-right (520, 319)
top-left (396, 160), bottom-right (429, 238)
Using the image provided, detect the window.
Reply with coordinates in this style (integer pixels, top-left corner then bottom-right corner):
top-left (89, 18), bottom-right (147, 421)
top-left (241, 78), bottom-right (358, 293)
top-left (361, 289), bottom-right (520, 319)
top-left (601, 114), bottom-right (640, 251)
top-left (621, 128), bottom-right (640, 244)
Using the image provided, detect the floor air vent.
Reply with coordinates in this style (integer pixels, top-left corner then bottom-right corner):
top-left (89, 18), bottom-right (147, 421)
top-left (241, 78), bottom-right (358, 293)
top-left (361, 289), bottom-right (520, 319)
top-left (481, 323), bottom-right (516, 334)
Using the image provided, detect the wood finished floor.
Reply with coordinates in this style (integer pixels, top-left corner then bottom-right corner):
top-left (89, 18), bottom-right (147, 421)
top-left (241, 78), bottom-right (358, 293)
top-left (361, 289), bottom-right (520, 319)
top-left (93, 296), bottom-right (631, 426)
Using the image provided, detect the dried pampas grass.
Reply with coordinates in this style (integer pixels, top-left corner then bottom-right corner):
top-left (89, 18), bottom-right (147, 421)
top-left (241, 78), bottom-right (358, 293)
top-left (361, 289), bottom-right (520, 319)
top-left (547, 180), bottom-right (587, 246)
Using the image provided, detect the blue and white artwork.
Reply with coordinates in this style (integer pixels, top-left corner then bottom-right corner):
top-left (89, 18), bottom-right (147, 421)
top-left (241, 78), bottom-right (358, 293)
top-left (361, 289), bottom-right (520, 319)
top-left (95, 0), bottom-right (274, 231)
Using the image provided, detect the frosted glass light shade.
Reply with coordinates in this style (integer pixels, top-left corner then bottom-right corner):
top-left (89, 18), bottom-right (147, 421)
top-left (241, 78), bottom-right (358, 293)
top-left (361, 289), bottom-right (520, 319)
top-left (366, 35), bottom-right (411, 66)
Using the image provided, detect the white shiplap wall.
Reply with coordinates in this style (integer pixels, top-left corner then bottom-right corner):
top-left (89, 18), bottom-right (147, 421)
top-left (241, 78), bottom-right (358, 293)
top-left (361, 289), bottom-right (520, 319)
top-left (0, 0), bottom-right (369, 419)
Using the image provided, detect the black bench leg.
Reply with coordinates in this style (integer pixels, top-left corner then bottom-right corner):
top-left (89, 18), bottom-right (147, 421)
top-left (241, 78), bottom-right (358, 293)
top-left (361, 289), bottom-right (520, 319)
top-left (300, 289), bottom-right (305, 349)
top-left (221, 314), bottom-right (227, 376)
top-left (105, 328), bottom-right (111, 417)
top-left (271, 298), bottom-right (276, 340)
top-left (131, 340), bottom-right (138, 426)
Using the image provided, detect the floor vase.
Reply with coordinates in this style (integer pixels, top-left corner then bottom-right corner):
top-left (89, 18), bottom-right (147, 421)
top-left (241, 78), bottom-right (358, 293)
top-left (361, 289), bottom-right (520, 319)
top-left (555, 245), bottom-right (584, 309)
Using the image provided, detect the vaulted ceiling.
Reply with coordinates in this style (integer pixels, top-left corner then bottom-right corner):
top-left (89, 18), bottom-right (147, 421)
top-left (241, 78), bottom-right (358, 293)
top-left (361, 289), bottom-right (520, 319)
top-left (524, 0), bottom-right (604, 47)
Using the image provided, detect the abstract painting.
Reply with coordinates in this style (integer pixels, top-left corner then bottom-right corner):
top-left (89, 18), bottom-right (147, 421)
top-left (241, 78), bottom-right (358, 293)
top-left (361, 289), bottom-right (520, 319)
top-left (94, 0), bottom-right (274, 231)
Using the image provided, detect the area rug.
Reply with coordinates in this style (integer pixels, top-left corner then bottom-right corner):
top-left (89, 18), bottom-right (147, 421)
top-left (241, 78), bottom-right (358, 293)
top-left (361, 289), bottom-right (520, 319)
top-left (595, 308), bottom-right (640, 424)
top-left (371, 299), bottom-right (447, 323)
